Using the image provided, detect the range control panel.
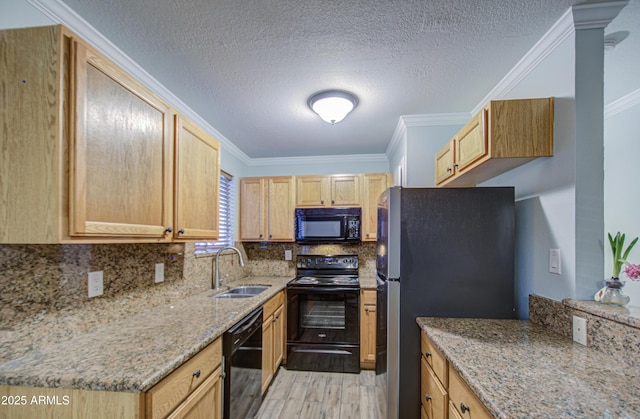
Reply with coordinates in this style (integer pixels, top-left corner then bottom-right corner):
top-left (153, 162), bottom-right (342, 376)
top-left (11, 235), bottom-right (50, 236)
top-left (296, 255), bottom-right (358, 270)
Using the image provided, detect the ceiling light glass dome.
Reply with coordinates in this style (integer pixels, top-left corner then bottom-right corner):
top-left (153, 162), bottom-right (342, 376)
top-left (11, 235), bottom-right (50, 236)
top-left (308, 90), bottom-right (358, 124)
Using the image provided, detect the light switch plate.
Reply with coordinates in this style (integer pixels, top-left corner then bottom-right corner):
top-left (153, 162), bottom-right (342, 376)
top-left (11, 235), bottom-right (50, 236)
top-left (572, 315), bottom-right (587, 346)
top-left (549, 248), bottom-right (561, 275)
top-left (155, 263), bottom-right (164, 283)
top-left (88, 271), bottom-right (103, 298)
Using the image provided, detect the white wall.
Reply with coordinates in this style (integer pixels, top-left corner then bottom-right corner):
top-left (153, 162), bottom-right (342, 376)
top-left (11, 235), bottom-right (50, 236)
top-left (245, 156), bottom-right (389, 177)
top-left (604, 102), bottom-right (640, 304)
top-left (480, 33), bottom-right (578, 317)
top-left (404, 125), bottom-right (462, 187)
top-left (0, 0), bottom-right (53, 28)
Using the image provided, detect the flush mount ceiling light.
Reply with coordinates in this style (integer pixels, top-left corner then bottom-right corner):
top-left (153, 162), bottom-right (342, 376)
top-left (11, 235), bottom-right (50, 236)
top-left (308, 90), bottom-right (358, 124)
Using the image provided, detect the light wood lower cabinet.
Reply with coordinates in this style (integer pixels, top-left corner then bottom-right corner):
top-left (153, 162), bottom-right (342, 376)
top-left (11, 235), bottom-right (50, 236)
top-left (146, 338), bottom-right (223, 419)
top-left (360, 289), bottom-right (377, 369)
top-left (262, 291), bottom-right (286, 394)
top-left (421, 331), bottom-right (492, 419)
top-left (0, 338), bottom-right (223, 419)
top-left (448, 366), bottom-right (492, 419)
top-left (167, 366), bottom-right (222, 419)
top-left (420, 332), bottom-right (448, 419)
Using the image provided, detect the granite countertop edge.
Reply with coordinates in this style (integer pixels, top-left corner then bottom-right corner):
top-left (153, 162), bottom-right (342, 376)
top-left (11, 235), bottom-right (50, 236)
top-left (0, 276), bottom-right (293, 393)
top-left (416, 317), bottom-right (640, 419)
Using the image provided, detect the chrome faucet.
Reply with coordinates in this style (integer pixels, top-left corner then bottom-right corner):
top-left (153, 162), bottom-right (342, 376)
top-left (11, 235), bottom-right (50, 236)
top-left (213, 246), bottom-right (245, 289)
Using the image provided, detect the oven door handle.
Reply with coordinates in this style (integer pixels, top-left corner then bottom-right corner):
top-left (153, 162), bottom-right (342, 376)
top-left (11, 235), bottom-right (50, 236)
top-left (287, 286), bottom-right (359, 293)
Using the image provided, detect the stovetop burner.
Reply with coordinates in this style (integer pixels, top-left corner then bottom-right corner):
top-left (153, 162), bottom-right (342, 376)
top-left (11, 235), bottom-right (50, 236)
top-left (291, 254), bottom-right (360, 288)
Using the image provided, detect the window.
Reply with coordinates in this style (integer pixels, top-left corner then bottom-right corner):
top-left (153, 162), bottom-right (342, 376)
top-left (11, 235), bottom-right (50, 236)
top-left (195, 171), bottom-right (234, 254)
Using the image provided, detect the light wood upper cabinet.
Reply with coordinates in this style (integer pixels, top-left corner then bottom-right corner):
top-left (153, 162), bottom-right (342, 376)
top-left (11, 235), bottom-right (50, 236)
top-left (69, 36), bottom-right (173, 238)
top-left (0, 25), bottom-right (221, 243)
top-left (361, 173), bottom-right (390, 241)
top-left (295, 176), bottom-right (327, 207)
top-left (296, 174), bottom-right (360, 207)
top-left (436, 98), bottom-right (554, 187)
top-left (174, 116), bottom-right (220, 240)
top-left (240, 177), bottom-right (295, 242)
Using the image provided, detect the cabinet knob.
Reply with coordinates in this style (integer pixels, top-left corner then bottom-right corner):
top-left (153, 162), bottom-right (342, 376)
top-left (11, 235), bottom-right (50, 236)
top-left (424, 351), bottom-right (432, 358)
top-left (165, 227), bottom-right (173, 233)
top-left (259, 234), bottom-right (263, 238)
top-left (453, 163), bottom-right (459, 169)
top-left (321, 200), bottom-right (324, 204)
top-left (193, 370), bottom-right (201, 378)
top-left (365, 307), bottom-right (369, 313)
top-left (424, 394), bottom-right (432, 402)
top-left (446, 167), bottom-right (452, 173)
top-left (366, 233), bottom-right (370, 238)
top-left (460, 403), bottom-right (470, 414)
top-left (331, 200), bottom-right (335, 204)
top-left (177, 229), bottom-right (185, 235)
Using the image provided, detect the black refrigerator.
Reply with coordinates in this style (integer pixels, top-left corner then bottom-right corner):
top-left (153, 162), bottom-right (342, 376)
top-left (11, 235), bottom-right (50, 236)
top-left (375, 187), bottom-right (515, 419)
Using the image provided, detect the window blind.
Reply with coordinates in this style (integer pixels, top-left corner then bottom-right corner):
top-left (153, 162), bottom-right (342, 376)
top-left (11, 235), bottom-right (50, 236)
top-left (195, 171), bottom-right (234, 254)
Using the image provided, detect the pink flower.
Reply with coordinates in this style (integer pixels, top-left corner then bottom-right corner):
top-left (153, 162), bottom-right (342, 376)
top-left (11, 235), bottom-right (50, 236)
top-left (623, 263), bottom-right (640, 281)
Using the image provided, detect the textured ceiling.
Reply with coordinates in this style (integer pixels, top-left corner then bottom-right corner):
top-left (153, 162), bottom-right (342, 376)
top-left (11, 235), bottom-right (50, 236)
top-left (56, 0), bottom-right (635, 158)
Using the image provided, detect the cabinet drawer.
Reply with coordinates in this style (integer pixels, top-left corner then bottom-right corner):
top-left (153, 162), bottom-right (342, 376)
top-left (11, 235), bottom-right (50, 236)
top-left (421, 357), bottom-right (448, 419)
top-left (263, 290), bottom-right (284, 319)
top-left (147, 338), bottom-right (222, 419)
top-left (361, 289), bottom-right (376, 305)
top-left (448, 366), bottom-right (491, 419)
top-left (421, 332), bottom-right (448, 387)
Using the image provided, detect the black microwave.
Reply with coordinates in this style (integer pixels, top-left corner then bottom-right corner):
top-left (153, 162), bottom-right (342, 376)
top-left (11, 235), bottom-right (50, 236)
top-left (294, 207), bottom-right (361, 244)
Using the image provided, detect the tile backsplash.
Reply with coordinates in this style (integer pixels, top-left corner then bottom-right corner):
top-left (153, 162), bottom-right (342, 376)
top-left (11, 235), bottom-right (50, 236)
top-left (529, 294), bottom-right (640, 368)
top-left (0, 240), bottom-right (375, 362)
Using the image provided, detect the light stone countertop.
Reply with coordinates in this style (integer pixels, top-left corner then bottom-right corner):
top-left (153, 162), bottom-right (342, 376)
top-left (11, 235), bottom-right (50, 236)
top-left (0, 276), bottom-right (293, 392)
top-left (359, 275), bottom-right (377, 289)
top-left (416, 317), bottom-right (640, 419)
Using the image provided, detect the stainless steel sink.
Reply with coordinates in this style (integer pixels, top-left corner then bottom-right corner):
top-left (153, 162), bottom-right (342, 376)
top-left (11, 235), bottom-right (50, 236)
top-left (213, 285), bottom-right (270, 299)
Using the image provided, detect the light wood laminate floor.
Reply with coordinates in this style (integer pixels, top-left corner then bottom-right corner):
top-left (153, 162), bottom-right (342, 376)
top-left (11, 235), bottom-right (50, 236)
top-left (257, 367), bottom-right (383, 419)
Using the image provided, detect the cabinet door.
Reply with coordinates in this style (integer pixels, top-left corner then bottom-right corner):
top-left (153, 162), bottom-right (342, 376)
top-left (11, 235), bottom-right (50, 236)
top-left (455, 109), bottom-right (487, 172)
top-left (167, 366), bottom-right (223, 419)
top-left (362, 173), bottom-right (389, 241)
top-left (174, 116), bottom-right (220, 240)
top-left (240, 178), bottom-right (266, 241)
top-left (272, 304), bottom-right (285, 370)
top-left (262, 314), bottom-right (274, 394)
top-left (70, 37), bottom-right (172, 238)
top-left (330, 175), bottom-right (360, 206)
top-left (435, 140), bottom-right (456, 185)
top-left (421, 358), bottom-right (448, 419)
top-left (296, 176), bottom-right (327, 207)
top-left (360, 289), bottom-right (377, 368)
top-left (267, 177), bottom-right (295, 241)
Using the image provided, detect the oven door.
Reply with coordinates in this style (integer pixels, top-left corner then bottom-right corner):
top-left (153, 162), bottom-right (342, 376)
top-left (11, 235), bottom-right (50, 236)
top-left (286, 286), bottom-right (360, 373)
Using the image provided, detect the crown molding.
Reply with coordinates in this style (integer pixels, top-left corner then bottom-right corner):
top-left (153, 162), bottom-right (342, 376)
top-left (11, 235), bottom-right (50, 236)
top-left (26, 0), bottom-right (252, 166)
top-left (472, 8), bottom-right (575, 115)
top-left (605, 88), bottom-right (640, 119)
top-left (247, 154), bottom-right (389, 167)
top-left (571, 1), bottom-right (628, 30)
top-left (385, 113), bottom-right (469, 158)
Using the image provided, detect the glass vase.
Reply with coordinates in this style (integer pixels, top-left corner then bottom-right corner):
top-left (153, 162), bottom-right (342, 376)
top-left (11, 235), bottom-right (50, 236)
top-left (600, 279), bottom-right (630, 306)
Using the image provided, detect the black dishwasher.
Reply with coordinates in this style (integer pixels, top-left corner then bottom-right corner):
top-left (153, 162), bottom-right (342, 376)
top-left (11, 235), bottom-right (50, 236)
top-left (223, 306), bottom-right (263, 419)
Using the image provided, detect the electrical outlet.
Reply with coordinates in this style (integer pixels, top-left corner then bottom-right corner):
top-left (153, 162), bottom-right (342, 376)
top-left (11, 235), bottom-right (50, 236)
top-left (285, 250), bottom-right (292, 261)
top-left (549, 248), bottom-right (561, 275)
top-left (572, 316), bottom-right (587, 346)
top-left (88, 271), bottom-right (103, 298)
top-left (155, 263), bottom-right (164, 283)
